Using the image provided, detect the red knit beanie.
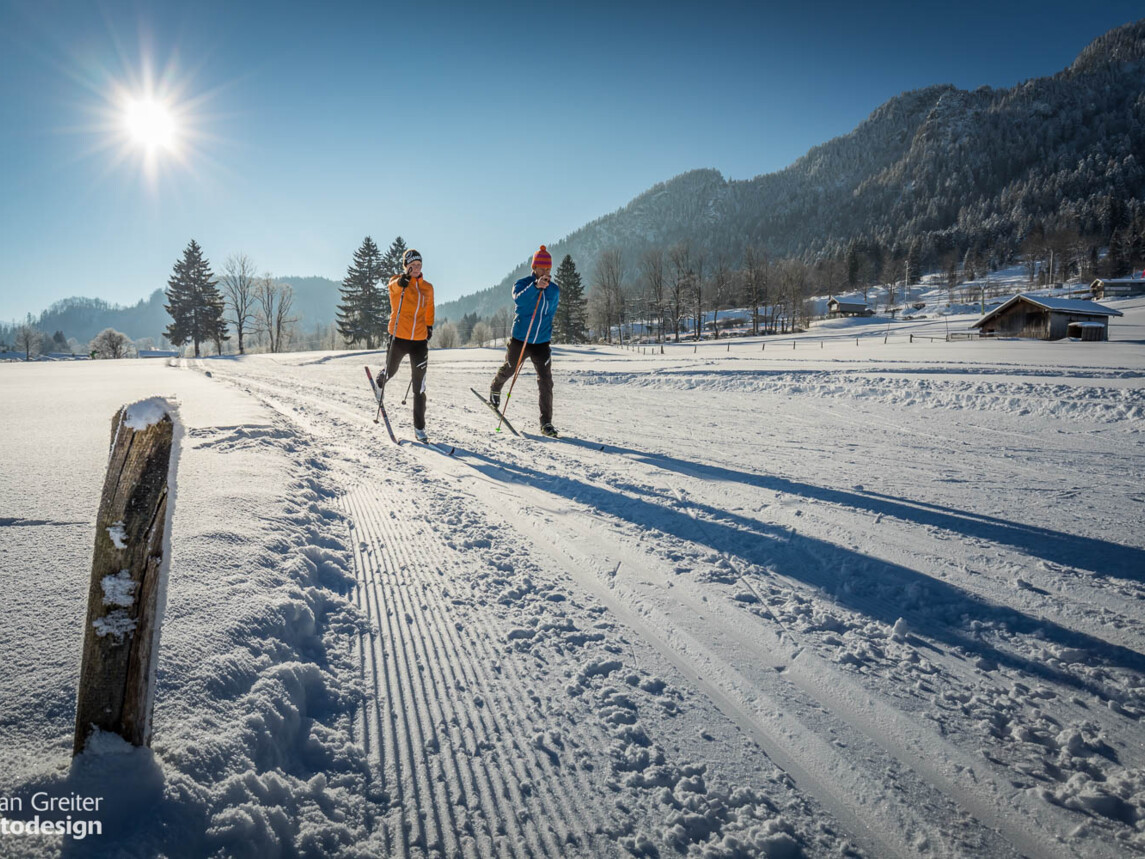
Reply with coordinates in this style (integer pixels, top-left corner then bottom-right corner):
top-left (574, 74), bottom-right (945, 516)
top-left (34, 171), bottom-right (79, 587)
top-left (531, 245), bottom-right (552, 269)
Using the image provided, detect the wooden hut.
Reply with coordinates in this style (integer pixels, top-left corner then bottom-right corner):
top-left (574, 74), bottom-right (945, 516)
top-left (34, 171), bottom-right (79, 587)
top-left (827, 297), bottom-right (874, 317)
top-left (1091, 277), bottom-right (1145, 300)
top-left (972, 294), bottom-right (1123, 341)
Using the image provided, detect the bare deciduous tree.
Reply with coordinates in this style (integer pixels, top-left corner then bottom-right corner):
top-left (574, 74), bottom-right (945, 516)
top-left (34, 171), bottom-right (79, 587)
top-left (690, 253), bottom-right (705, 341)
top-left (742, 247), bottom-right (769, 336)
top-left (90, 328), bottom-right (132, 359)
top-left (469, 320), bottom-right (492, 347)
top-left (640, 248), bottom-right (666, 343)
top-left (590, 248), bottom-right (625, 343)
top-left (255, 276), bottom-right (296, 354)
top-left (433, 321), bottom-right (459, 349)
top-left (490, 306), bottom-right (512, 346)
top-left (15, 325), bottom-right (41, 360)
top-left (220, 253), bottom-right (258, 355)
top-left (776, 259), bottom-right (810, 332)
top-left (710, 254), bottom-right (730, 338)
top-left (668, 243), bottom-right (691, 342)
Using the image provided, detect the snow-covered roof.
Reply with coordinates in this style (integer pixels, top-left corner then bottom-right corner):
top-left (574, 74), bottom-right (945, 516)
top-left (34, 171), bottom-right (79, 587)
top-left (1091, 277), bottom-right (1145, 285)
top-left (828, 298), bottom-right (870, 309)
top-left (973, 293), bottom-right (1123, 327)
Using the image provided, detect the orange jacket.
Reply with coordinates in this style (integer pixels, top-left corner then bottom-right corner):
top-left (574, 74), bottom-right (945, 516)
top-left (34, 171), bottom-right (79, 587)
top-left (387, 274), bottom-right (435, 340)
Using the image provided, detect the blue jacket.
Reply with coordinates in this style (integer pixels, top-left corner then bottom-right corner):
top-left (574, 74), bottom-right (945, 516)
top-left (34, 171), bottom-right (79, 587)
top-left (510, 275), bottom-right (560, 344)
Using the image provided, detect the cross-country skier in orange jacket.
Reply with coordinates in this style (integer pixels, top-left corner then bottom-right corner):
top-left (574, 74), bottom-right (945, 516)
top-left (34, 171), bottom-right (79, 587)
top-left (376, 248), bottom-right (435, 441)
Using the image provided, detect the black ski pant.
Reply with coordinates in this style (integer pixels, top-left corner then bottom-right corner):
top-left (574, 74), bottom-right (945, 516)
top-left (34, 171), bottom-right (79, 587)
top-left (380, 336), bottom-right (429, 430)
top-left (491, 338), bottom-right (553, 425)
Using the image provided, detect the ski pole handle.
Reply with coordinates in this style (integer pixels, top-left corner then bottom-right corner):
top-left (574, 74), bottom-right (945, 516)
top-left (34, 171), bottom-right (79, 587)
top-left (499, 289), bottom-right (544, 429)
top-left (379, 284), bottom-right (408, 406)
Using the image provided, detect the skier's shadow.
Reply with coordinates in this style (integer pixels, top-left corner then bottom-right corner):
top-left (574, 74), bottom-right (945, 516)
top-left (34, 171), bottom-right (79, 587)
top-left (560, 438), bottom-right (1145, 585)
top-left (458, 448), bottom-right (1145, 702)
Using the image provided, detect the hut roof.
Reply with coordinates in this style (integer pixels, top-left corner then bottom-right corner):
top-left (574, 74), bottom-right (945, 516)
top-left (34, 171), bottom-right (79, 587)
top-left (828, 298), bottom-right (870, 311)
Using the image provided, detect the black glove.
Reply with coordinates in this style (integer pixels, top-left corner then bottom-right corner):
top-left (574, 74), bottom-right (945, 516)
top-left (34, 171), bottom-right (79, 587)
top-left (426, 325), bottom-right (433, 342)
top-left (398, 274), bottom-right (410, 288)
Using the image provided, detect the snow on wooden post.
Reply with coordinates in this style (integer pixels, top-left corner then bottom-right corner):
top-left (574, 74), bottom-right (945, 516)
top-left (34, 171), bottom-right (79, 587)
top-left (74, 398), bottom-right (179, 756)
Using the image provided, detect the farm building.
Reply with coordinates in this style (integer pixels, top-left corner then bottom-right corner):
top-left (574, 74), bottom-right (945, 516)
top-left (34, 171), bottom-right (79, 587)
top-left (827, 297), bottom-right (874, 317)
top-left (972, 294), bottom-right (1123, 341)
top-left (1091, 276), bottom-right (1145, 299)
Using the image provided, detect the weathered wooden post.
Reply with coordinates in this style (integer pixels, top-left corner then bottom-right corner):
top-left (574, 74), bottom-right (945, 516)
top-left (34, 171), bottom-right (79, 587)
top-left (74, 398), bottom-right (179, 756)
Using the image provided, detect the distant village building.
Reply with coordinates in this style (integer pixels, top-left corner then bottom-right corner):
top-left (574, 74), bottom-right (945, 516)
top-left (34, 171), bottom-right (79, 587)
top-left (972, 294), bottom-right (1123, 341)
top-left (1090, 276), bottom-right (1145, 300)
top-left (827, 297), bottom-right (874, 317)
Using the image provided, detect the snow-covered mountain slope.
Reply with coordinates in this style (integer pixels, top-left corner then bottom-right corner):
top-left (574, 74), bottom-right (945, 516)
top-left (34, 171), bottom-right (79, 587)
top-left (1, 303), bottom-right (1143, 857)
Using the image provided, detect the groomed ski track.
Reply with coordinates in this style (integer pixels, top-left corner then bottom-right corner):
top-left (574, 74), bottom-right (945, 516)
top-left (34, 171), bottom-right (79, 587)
top-left (192, 336), bottom-right (1145, 859)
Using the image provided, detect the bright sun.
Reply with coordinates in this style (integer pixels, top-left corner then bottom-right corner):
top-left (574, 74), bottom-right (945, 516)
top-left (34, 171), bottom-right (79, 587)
top-left (124, 97), bottom-right (176, 150)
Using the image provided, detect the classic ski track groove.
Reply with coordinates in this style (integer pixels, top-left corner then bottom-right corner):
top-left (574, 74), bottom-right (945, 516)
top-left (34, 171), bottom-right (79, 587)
top-left (344, 483), bottom-right (610, 857)
top-left (364, 491), bottom-right (579, 857)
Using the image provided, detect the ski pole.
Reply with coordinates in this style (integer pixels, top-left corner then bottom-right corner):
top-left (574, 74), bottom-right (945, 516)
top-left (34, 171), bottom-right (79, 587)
top-left (377, 279), bottom-right (408, 417)
top-left (498, 288), bottom-right (543, 431)
top-left (401, 378), bottom-right (413, 405)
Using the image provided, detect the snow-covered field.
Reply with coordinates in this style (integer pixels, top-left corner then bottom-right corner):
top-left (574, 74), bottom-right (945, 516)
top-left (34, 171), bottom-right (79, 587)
top-left (2, 299), bottom-right (1144, 858)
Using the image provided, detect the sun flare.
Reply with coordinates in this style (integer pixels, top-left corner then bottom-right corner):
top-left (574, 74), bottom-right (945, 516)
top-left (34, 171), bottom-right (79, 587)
top-left (124, 97), bottom-right (176, 150)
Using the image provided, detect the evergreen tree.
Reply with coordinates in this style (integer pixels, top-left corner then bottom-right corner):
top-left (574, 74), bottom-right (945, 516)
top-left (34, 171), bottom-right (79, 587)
top-left (1104, 229), bottom-right (1131, 278)
top-left (457, 312), bottom-right (479, 345)
top-left (905, 238), bottom-right (922, 285)
top-left (336, 236), bottom-right (388, 349)
top-left (1128, 213), bottom-right (1145, 275)
top-left (381, 236), bottom-right (409, 279)
top-left (552, 254), bottom-right (588, 343)
top-left (164, 239), bottom-right (227, 358)
top-left (845, 241), bottom-right (860, 291)
top-left (962, 247), bottom-right (978, 282)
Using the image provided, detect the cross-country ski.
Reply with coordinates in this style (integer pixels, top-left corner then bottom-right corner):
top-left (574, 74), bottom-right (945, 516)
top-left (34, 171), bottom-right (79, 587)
top-left (470, 386), bottom-right (521, 436)
top-left (365, 364), bottom-right (400, 445)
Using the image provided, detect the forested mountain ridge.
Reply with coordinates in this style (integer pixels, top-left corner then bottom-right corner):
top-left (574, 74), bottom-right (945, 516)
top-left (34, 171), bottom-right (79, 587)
top-left (3, 276), bottom-right (344, 349)
top-left (439, 19), bottom-right (1145, 321)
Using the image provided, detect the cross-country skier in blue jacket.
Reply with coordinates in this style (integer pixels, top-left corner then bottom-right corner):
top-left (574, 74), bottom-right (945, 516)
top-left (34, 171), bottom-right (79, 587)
top-left (489, 245), bottom-right (561, 437)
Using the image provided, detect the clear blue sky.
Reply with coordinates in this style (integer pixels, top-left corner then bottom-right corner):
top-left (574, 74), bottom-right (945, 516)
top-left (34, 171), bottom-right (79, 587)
top-left (1, 0), bottom-right (1140, 323)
